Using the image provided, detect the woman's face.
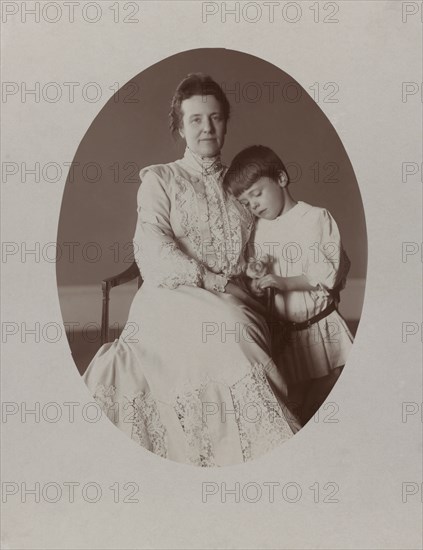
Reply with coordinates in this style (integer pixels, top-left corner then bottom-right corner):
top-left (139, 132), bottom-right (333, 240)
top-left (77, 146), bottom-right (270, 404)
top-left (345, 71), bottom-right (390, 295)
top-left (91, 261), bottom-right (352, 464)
top-left (178, 94), bottom-right (227, 158)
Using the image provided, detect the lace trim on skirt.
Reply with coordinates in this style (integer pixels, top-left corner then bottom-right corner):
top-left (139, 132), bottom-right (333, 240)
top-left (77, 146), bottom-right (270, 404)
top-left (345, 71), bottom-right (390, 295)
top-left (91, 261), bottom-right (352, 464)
top-left (92, 363), bottom-right (292, 466)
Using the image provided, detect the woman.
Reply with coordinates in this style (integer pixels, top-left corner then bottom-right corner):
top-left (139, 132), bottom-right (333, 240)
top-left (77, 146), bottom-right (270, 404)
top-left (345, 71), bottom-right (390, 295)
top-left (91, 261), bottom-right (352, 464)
top-left (83, 73), bottom-right (297, 467)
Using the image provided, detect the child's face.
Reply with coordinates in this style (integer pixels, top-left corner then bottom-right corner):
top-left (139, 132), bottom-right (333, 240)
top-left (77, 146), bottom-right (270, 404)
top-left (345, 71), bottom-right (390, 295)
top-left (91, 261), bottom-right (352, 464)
top-left (238, 175), bottom-right (286, 220)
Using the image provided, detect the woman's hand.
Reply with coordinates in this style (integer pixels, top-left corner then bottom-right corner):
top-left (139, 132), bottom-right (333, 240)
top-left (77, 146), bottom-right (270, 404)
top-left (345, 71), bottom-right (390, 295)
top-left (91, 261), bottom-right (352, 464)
top-left (245, 278), bottom-right (265, 297)
top-left (258, 274), bottom-right (318, 292)
top-left (225, 282), bottom-right (268, 317)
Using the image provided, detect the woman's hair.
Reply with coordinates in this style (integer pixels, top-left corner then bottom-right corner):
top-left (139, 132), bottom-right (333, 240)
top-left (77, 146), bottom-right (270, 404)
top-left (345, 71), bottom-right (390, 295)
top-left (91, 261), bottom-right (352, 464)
top-left (169, 73), bottom-right (231, 135)
top-left (223, 145), bottom-right (289, 197)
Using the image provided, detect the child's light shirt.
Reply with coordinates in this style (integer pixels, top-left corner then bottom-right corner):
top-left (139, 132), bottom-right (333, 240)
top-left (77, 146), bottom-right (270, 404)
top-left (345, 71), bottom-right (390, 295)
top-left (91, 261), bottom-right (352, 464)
top-left (253, 201), bottom-right (353, 383)
top-left (254, 201), bottom-right (350, 322)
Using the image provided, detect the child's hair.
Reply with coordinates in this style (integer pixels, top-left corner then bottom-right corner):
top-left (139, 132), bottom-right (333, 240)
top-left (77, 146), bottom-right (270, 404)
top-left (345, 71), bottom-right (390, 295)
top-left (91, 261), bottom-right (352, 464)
top-left (223, 145), bottom-right (289, 197)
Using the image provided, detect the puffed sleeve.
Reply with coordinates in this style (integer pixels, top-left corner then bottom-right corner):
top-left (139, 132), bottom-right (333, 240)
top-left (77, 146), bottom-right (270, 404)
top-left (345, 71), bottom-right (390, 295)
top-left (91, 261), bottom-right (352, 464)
top-left (133, 167), bottom-right (203, 289)
top-left (302, 209), bottom-right (350, 294)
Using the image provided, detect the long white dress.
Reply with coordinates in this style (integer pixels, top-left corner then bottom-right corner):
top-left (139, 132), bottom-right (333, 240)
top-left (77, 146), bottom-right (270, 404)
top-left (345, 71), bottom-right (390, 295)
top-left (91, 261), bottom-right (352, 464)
top-left (83, 147), bottom-right (296, 467)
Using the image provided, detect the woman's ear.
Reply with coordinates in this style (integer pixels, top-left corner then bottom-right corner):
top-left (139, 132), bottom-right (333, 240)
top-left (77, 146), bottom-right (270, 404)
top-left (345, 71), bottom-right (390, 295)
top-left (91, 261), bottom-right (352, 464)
top-left (278, 171), bottom-right (289, 188)
top-left (178, 126), bottom-right (185, 139)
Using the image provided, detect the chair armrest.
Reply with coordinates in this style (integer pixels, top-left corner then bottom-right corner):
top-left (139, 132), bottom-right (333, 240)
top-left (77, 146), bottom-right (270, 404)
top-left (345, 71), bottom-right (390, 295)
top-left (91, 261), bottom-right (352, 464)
top-left (102, 260), bottom-right (142, 289)
top-left (100, 260), bottom-right (143, 345)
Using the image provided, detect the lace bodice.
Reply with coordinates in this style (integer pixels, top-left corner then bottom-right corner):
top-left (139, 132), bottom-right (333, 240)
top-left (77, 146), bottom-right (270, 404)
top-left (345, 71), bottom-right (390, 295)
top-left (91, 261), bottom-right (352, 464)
top-left (133, 147), bottom-right (254, 289)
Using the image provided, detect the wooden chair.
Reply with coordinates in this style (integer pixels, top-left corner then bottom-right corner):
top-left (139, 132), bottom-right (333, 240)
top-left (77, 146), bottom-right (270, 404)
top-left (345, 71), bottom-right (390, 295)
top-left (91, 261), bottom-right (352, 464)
top-left (101, 260), bottom-right (143, 344)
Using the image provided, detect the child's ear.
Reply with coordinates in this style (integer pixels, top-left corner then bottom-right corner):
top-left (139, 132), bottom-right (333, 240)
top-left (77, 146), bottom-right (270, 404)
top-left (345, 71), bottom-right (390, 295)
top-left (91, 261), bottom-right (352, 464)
top-left (278, 171), bottom-right (289, 188)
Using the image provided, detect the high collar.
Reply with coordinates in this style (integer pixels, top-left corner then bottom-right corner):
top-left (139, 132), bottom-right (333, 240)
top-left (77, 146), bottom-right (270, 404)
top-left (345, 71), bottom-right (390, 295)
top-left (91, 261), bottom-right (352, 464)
top-left (182, 146), bottom-right (224, 176)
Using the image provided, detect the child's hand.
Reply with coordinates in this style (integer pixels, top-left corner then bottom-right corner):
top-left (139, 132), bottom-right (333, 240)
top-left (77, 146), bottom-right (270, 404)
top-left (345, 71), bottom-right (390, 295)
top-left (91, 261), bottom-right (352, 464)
top-left (257, 274), bottom-right (284, 291)
top-left (245, 255), bottom-right (270, 279)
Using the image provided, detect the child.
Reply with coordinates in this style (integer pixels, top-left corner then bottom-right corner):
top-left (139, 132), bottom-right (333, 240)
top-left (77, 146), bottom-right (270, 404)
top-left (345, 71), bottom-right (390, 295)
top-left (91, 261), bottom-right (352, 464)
top-left (223, 145), bottom-right (354, 424)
